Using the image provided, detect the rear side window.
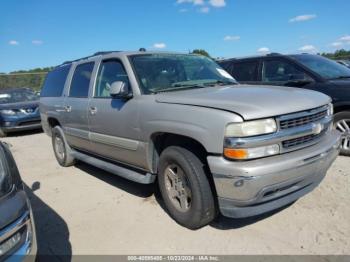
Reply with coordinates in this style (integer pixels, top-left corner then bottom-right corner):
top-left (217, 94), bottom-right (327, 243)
top-left (218, 61), bottom-right (234, 75)
top-left (232, 61), bottom-right (259, 81)
top-left (69, 62), bottom-right (94, 98)
top-left (41, 65), bottom-right (71, 97)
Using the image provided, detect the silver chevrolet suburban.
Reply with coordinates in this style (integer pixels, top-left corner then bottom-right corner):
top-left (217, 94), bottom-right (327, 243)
top-left (39, 51), bottom-right (341, 229)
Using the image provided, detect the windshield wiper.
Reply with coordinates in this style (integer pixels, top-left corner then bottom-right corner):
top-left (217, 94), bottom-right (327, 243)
top-left (202, 80), bottom-right (238, 86)
top-left (152, 84), bottom-right (206, 94)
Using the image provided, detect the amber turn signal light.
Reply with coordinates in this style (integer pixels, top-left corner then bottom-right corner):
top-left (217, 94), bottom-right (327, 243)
top-left (223, 148), bottom-right (248, 160)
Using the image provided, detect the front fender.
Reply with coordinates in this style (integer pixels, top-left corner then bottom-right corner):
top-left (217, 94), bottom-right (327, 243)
top-left (140, 103), bottom-right (243, 154)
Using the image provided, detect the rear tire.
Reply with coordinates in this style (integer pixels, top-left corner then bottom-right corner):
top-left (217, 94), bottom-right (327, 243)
top-left (334, 111), bottom-right (350, 156)
top-left (158, 146), bottom-right (216, 229)
top-left (51, 126), bottom-right (76, 167)
top-left (0, 128), bottom-right (7, 137)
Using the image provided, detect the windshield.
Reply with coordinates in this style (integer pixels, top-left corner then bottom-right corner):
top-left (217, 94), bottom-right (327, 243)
top-left (292, 54), bottom-right (350, 80)
top-left (130, 54), bottom-right (237, 94)
top-left (0, 89), bottom-right (39, 104)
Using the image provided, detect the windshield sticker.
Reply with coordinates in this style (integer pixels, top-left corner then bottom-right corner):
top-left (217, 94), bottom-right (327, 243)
top-left (217, 68), bottom-right (234, 80)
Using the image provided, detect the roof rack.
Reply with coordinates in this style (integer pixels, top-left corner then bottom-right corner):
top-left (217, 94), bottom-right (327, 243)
top-left (267, 52), bottom-right (281, 56)
top-left (62, 50), bottom-right (121, 65)
top-left (93, 51), bottom-right (121, 56)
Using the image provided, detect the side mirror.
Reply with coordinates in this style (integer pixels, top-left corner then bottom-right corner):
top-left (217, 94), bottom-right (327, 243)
top-left (109, 81), bottom-right (132, 99)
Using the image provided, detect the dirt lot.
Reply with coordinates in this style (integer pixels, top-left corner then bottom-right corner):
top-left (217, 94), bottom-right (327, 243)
top-left (2, 131), bottom-right (350, 256)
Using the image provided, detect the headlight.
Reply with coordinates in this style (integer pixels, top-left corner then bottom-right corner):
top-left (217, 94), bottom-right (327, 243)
top-left (0, 158), bottom-right (12, 198)
top-left (327, 103), bottom-right (333, 116)
top-left (0, 109), bottom-right (17, 116)
top-left (225, 118), bottom-right (277, 137)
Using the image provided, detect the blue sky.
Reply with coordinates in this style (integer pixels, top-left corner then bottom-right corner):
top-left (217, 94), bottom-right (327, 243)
top-left (1, 0), bottom-right (349, 72)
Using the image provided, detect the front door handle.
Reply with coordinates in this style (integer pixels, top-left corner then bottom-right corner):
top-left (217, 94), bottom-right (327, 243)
top-left (89, 106), bottom-right (97, 115)
top-left (64, 106), bottom-right (72, 113)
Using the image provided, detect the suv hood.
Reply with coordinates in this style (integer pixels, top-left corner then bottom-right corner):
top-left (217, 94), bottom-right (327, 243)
top-left (155, 85), bottom-right (330, 120)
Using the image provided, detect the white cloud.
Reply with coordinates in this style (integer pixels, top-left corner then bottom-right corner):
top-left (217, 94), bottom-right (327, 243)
top-left (223, 35), bottom-right (240, 41)
top-left (8, 40), bottom-right (19, 45)
top-left (199, 6), bottom-right (210, 13)
top-left (176, 0), bottom-right (226, 12)
top-left (209, 0), bottom-right (226, 7)
top-left (257, 47), bottom-right (270, 54)
top-left (339, 35), bottom-right (350, 42)
top-left (289, 14), bottom-right (317, 23)
top-left (153, 43), bottom-right (166, 49)
top-left (338, 35), bottom-right (350, 45)
top-left (32, 40), bottom-right (43, 45)
top-left (176, 0), bottom-right (204, 5)
top-left (298, 45), bottom-right (317, 53)
top-left (329, 35), bottom-right (350, 49)
top-left (331, 42), bottom-right (343, 47)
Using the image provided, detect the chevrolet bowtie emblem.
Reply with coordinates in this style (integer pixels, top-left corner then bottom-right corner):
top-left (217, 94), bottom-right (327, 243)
top-left (312, 123), bottom-right (323, 135)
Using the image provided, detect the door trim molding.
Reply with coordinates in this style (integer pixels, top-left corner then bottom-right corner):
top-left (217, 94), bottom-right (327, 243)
top-left (89, 132), bottom-right (139, 151)
top-left (65, 127), bottom-right (90, 140)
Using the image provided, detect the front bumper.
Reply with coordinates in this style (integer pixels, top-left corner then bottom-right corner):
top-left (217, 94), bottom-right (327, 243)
top-left (0, 189), bottom-right (37, 262)
top-left (208, 130), bottom-right (341, 218)
top-left (1, 118), bottom-right (41, 133)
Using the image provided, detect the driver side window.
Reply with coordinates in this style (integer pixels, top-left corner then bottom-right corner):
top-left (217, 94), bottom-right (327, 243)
top-left (262, 59), bottom-right (310, 82)
top-left (95, 60), bottom-right (129, 98)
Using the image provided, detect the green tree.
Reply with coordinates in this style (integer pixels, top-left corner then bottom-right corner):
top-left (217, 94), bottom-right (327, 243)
top-left (191, 49), bottom-right (211, 58)
top-left (321, 49), bottom-right (350, 60)
top-left (0, 67), bottom-right (53, 91)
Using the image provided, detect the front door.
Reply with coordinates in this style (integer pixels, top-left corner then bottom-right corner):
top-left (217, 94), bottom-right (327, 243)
top-left (88, 59), bottom-right (144, 168)
top-left (63, 61), bottom-right (95, 151)
top-left (260, 58), bottom-right (314, 87)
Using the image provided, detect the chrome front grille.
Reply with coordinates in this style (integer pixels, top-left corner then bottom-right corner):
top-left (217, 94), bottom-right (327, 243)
top-left (282, 129), bottom-right (327, 149)
top-left (279, 109), bottom-right (327, 130)
top-left (278, 105), bottom-right (331, 151)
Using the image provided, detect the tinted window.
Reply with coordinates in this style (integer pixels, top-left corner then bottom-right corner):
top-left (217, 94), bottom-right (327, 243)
top-left (95, 60), bottom-right (129, 98)
top-left (219, 60), bottom-right (235, 76)
top-left (69, 62), bottom-right (94, 98)
top-left (292, 55), bottom-right (350, 80)
top-left (232, 61), bottom-right (258, 81)
top-left (41, 65), bottom-right (71, 97)
top-left (262, 59), bottom-right (310, 82)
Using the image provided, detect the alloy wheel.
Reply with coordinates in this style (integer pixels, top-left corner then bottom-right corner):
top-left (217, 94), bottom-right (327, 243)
top-left (164, 164), bottom-right (192, 212)
top-left (54, 135), bottom-right (65, 161)
top-left (336, 119), bottom-right (350, 151)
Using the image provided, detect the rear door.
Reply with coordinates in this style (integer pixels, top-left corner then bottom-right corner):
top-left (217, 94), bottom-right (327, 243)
top-left (224, 60), bottom-right (261, 84)
top-left (63, 61), bottom-right (96, 151)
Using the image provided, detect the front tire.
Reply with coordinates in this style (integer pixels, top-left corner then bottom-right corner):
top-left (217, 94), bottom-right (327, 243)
top-left (51, 126), bottom-right (76, 167)
top-left (334, 111), bottom-right (350, 156)
top-left (158, 146), bottom-right (216, 229)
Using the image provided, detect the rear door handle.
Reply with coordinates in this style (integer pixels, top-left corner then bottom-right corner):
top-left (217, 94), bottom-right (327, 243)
top-left (64, 106), bottom-right (72, 113)
top-left (89, 106), bottom-right (97, 115)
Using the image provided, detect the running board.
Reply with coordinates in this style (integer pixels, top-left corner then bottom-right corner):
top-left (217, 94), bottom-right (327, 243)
top-left (71, 151), bottom-right (156, 184)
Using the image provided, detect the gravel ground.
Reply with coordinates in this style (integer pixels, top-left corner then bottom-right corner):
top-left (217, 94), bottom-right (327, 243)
top-left (2, 130), bottom-right (349, 256)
